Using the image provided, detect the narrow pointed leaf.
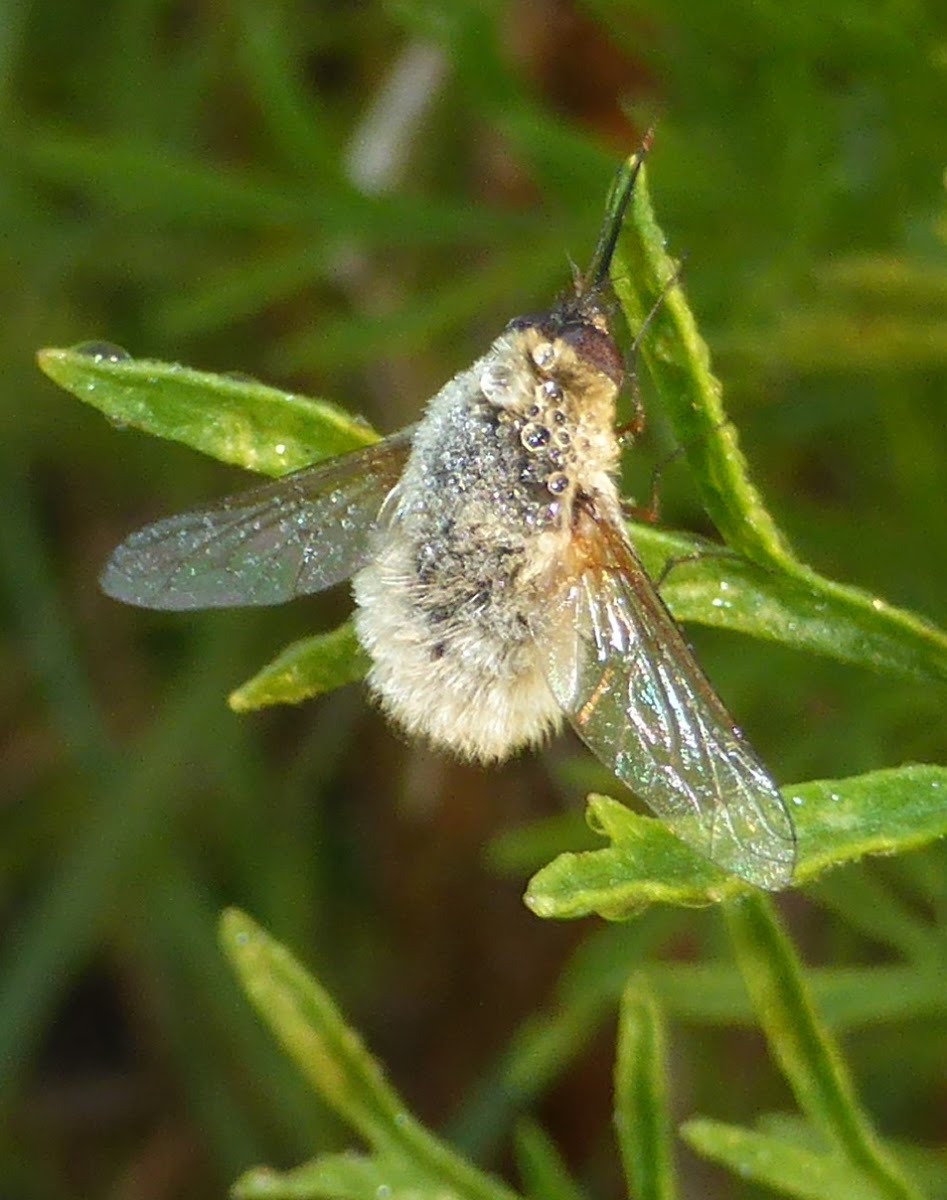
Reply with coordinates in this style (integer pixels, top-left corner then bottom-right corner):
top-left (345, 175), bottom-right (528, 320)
top-left (220, 910), bottom-right (522, 1200)
top-left (631, 524), bottom-right (947, 687)
top-left (681, 1120), bottom-right (890, 1200)
top-left (612, 165), bottom-right (797, 571)
top-left (229, 622), bottom-right (369, 712)
top-left (725, 896), bottom-right (923, 1200)
top-left (37, 346), bottom-right (377, 476)
top-left (614, 979), bottom-right (675, 1200)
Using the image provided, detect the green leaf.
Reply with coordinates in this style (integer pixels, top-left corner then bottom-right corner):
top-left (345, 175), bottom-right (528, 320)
top-left (36, 345), bottom-right (377, 476)
top-left (681, 1119), bottom-right (891, 1200)
top-left (757, 1115), bottom-right (947, 1200)
top-left (613, 979), bottom-right (675, 1200)
top-left (513, 1119), bottom-right (589, 1200)
top-left (220, 910), bottom-right (522, 1200)
top-left (229, 622), bottom-right (369, 713)
top-left (613, 162), bottom-right (798, 571)
top-left (725, 895), bottom-right (923, 1200)
top-left (525, 766), bottom-right (947, 919)
top-left (613, 165), bottom-right (947, 698)
top-left (632, 524), bottom-right (947, 687)
top-left (234, 1151), bottom-right (442, 1200)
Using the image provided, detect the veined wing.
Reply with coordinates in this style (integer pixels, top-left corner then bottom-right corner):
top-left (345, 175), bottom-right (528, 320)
top-left (101, 428), bottom-right (415, 610)
top-left (537, 510), bottom-right (796, 890)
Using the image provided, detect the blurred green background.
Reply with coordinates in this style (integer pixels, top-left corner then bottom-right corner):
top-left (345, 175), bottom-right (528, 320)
top-left (2, 1), bottom-right (946, 1197)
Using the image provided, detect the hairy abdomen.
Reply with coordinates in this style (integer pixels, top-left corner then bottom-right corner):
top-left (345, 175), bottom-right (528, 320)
top-left (352, 527), bottom-right (564, 763)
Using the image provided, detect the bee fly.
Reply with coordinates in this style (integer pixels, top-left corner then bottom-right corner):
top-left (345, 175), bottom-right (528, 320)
top-left (102, 149), bottom-right (796, 890)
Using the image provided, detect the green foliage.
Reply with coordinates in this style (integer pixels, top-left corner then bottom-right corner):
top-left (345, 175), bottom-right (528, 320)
top-left (6, 1), bottom-right (947, 1198)
top-left (37, 163), bottom-right (947, 913)
top-left (527, 766), bottom-right (947, 918)
top-left (220, 907), bottom-right (936, 1200)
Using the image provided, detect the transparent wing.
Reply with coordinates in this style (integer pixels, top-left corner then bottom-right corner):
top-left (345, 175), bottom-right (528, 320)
top-left (538, 512), bottom-right (796, 889)
top-left (101, 429), bottom-right (414, 610)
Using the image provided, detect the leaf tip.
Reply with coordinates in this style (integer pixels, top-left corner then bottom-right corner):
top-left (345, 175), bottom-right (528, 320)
top-left (227, 685), bottom-right (255, 713)
top-left (36, 346), bottom-right (65, 377)
top-left (219, 907), bottom-right (260, 959)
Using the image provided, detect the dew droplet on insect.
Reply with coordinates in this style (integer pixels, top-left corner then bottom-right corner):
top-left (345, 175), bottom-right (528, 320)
top-left (71, 340), bottom-right (131, 363)
top-left (542, 380), bottom-right (563, 401)
top-left (521, 423), bottom-right (551, 450)
top-left (547, 472), bottom-right (569, 495)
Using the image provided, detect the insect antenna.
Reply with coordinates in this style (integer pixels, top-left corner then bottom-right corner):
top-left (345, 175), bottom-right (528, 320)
top-left (580, 128), bottom-right (654, 297)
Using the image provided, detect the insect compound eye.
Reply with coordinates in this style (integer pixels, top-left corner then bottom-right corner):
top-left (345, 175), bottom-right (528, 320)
top-left (480, 362), bottom-right (516, 406)
top-left (531, 341), bottom-right (558, 370)
top-left (559, 321), bottom-right (623, 385)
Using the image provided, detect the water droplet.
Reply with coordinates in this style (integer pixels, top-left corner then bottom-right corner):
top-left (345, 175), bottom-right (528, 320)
top-left (527, 404), bottom-right (541, 417)
top-left (554, 428), bottom-right (571, 447)
top-left (223, 370), bottom-right (259, 384)
top-left (542, 380), bottom-right (562, 401)
top-left (71, 340), bottom-right (131, 363)
top-left (531, 341), bottom-right (556, 369)
top-left (521, 423), bottom-right (551, 451)
top-left (871, 597), bottom-right (885, 611)
top-left (376, 1187), bottom-right (391, 1199)
top-left (275, 443), bottom-right (287, 456)
top-left (829, 791), bottom-right (841, 802)
top-left (791, 795), bottom-right (805, 807)
top-left (393, 1112), bottom-right (408, 1127)
top-left (719, 579), bottom-right (730, 591)
top-left (547, 472), bottom-right (569, 495)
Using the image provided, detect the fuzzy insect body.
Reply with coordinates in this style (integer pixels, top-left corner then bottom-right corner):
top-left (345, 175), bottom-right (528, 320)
top-left (100, 151), bottom-right (797, 890)
top-left (354, 309), bottom-right (623, 762)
